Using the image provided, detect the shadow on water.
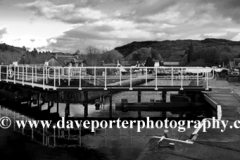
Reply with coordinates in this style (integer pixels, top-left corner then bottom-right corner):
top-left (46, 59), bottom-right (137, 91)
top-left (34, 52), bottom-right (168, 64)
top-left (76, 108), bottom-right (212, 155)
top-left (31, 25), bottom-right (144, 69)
top-left (0, 79), bottom-right (204, 160)
top-left (0, 103), bottom-right (197, 160)
top-left (0, 106), bottom-right (153, 160)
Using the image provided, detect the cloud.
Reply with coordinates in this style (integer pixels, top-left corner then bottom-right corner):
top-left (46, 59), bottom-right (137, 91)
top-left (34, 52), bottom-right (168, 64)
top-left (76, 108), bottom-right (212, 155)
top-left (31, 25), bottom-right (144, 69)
top-left (14, 0), bottom-right (240, 52)
top-left (0, 26), bottom-right (7, 39)
top-left (19, 0), bottom-right (106, 24)
top-left (202, 31), bottom-right (239, 40)
top-left (1, 34), bottom-right (50, 50)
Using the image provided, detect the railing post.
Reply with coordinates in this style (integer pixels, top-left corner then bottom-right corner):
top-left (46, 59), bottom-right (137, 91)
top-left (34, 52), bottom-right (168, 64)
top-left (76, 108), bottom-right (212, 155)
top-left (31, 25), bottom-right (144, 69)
top-left (43, 66), bottom-right (45, 89)
top-left (197, 68), bottom-right (199, 86)
top-left (171, 67), bottom-right (173, 86)
top-left (180, 67), bottom-right (183, 90)
top-left (155, 67), bottom-right (158, 90)
top-left (25, 66), bottom-right (28, 81)
top-left (6, 65), bottom-right (8, 82)
top-left (129, 67), bottom-right (132, 90)
top-left (119, 68), bottom-right (122, 86)
top-left (17, 66), bottom-right (19, 79)
top-left (53, 67), bottom-right (56, 90)
top-left (22, 65), bottom-right (24, 85)
top-left (78, 67), bottom-right (82, 90)
top-left (206, 71), bottom-right (209, 90)
top-left (13, 66), bottom-right (16, 84)
top-left (145, 67), bottom-right (148, 86)
top-left (94, 67), bottom-right (96, 86)
top-left (68, 67), bottom-right (70, 86)
top-left (104, 68), bottom-right (107, 90)
top-left (32, 66), bottom-right (34, 87)
top-left (58, 67), bottom-right (61, 86)
top-left (35, 66), bottom-right (37, 82)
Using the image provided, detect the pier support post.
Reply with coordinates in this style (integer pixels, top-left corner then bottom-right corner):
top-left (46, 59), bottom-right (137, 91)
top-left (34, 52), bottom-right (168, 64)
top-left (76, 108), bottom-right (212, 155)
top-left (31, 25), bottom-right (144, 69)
top-left (162, 91), bottom-right (167, 102)
top-left (138, 91), bottom-right (141, 118)
top-left (37, 93), bottom-right (40, 110)
top-left (56, 92), bottom-right (59, 114)
top-left (65, 92), bottom-right (70, 118)
top-left (109, 93), bottom-right (112, 118)
top-left (84, 91), bottom-right (88, 118)
top-left (65, 102), bottom-right (70, 118)
top-left (162, 91), bottom-right (167, 117)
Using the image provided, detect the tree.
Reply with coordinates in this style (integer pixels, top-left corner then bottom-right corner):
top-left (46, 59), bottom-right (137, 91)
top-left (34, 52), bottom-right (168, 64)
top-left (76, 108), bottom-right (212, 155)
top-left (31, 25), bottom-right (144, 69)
top-left (145, 57), bottom-right (154, 67)
top-left (74, 49), bottom-right (80, 55)
top-left (102, 50), bottom-right (123, 63)
top-left (31, 48), bottom-right (38, 57)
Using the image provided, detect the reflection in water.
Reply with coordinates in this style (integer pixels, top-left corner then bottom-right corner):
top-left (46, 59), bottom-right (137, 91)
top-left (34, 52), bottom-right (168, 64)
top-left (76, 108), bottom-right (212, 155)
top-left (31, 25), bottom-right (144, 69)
top-left (0, 79), bottom-right (199, 160)
top-left (53, 79), bottom-right (192, 118)
top-left (0, 104), bottom-right (195, 160)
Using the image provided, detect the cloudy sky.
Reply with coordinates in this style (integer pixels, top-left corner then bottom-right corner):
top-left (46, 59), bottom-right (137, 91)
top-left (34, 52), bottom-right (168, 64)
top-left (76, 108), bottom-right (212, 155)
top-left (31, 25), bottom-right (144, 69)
top-left (1, 0), bottom-right (240, 53)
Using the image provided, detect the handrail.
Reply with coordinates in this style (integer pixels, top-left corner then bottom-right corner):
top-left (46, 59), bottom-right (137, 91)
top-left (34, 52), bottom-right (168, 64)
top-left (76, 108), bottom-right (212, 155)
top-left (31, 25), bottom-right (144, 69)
top-left (0, 65), bottom-right (215, 90)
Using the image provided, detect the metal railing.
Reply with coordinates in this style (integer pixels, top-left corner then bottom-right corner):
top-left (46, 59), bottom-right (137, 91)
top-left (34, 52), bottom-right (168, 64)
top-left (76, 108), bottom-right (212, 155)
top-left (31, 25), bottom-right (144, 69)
top-left (0, 65), bottom-right (214, 90)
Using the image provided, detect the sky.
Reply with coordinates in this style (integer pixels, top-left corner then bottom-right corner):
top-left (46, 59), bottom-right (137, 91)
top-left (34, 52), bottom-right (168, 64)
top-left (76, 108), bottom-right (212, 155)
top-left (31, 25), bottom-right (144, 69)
top-left (1, 0), bottom-right (240, 53)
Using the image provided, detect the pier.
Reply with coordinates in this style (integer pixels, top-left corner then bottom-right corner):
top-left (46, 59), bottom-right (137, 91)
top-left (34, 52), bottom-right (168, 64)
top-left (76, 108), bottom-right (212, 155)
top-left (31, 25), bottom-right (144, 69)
top-left (0, 64), bottom-right (216, 119)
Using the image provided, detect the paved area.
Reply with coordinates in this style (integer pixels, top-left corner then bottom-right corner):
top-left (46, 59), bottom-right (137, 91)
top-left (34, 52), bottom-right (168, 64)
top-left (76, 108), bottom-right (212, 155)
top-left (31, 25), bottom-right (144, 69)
top-left (137, 79), bottom-right (240, 160)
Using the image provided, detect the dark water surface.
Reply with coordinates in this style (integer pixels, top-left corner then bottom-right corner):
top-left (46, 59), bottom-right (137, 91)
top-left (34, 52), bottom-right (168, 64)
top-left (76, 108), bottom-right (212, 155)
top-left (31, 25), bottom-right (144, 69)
top-left (1, 78), bottom-right (239, 160)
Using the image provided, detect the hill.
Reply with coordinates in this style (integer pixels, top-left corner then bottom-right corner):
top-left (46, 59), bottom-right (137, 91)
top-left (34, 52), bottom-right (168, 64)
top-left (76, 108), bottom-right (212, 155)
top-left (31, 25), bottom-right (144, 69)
top-left (115, 38), bottom-right (240, 66)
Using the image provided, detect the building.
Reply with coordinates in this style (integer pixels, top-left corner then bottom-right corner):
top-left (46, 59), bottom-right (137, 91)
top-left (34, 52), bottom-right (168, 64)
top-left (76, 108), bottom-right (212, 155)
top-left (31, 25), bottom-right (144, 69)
top-left (163, 61), bottom-right (180, 66)
top-left (47, 54), bottom-right (84, 67)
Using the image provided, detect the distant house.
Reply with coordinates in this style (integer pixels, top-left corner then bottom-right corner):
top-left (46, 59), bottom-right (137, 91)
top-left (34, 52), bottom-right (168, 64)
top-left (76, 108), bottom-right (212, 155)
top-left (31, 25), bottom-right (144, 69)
top-left (46, 54), bottom-right (86, 75)
top-left (163, 61), bottom-right (180, 66)
top-left (101, 61), bottom-right (118, 67)
top-left (101, 60), bottom-right (143, 67)
top-left (47, 54), bottom-right (84, 67)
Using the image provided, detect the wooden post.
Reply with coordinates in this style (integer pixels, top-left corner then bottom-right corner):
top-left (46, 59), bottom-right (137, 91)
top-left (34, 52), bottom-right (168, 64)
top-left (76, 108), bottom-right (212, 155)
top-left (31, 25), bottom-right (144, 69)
top-left (84, 91), bottom-right (88, 118)
top-left (65, 91), bottom-right (70, 118)
top-left (162, 91), bottom-right (167, 102)
top-left (37, 93), bottom-right (41, 111)
top-left (56, 92), bottom-right (59, 114)
top-left (109, 94), bottom-right (112, 118)
top-left (162, 91), bottom-right (167, 117)
top-left (138, 91), bottom-right (141, 118)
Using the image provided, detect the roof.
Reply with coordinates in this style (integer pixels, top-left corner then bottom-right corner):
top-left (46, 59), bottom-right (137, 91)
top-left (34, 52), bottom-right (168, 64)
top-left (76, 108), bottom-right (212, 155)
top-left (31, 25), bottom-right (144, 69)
top-left (47, 55), bottom-right (83, 66)
top-left (163, 61), bottom-right (180, 66)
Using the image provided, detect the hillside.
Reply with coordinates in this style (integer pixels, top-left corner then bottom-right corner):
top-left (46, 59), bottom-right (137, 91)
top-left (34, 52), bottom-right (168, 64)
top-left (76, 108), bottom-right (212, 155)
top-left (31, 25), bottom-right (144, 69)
top-left (115, 38), bottom-right (240, 66)
top-left (0, 43), bottom-right (63, 64)
top-left (1, 38), bottom-right (240, 66)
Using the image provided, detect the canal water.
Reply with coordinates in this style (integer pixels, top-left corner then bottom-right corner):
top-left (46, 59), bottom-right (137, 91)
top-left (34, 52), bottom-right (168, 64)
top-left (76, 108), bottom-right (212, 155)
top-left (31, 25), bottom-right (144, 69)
top-left (0, 79), bottom-right (195, 160)
top-left (1, 78), bottom-right (239, 160)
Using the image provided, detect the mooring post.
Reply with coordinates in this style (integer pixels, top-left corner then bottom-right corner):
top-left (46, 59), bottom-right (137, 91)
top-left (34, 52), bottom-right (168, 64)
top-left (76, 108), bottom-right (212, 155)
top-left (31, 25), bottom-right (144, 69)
top-left (109, 93), bottom-right (112, 118)
top-left (84, 91), bottom-right (88, 118)
top-left (138, 91), bottom-right (141, 118)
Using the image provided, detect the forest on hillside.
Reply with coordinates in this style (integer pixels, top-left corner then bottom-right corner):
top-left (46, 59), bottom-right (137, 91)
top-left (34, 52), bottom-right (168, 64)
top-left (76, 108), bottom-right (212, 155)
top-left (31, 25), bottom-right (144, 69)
top-left (1, 38), bottom-right (240, 67)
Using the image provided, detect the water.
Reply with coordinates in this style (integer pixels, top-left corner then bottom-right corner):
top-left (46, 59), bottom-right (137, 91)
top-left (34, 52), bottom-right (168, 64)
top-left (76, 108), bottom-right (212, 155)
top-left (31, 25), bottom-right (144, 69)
top-left (0, 106), bottom-right (195, 160)
top-left (56, 79), bottom-right (191, 118)
top-left (1, 78), bottom-right (239, 160)
top-left (0, 79), bottom-right (195, 160)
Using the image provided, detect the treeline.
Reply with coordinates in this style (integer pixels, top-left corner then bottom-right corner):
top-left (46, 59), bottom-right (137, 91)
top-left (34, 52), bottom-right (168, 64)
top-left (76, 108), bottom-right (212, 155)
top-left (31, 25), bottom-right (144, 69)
top-left (0, 43), bottom-right (54, 64)
top-left (2, 38), bottom-right (240, 67)
top-left (0, 43), bottom-right (123, 66)
top-left (77, 46), bottom-right (123, 66)
top-left (115, 38), bottom-right (240, 66)
top-left (186, 43), bottom-right (240, 66)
